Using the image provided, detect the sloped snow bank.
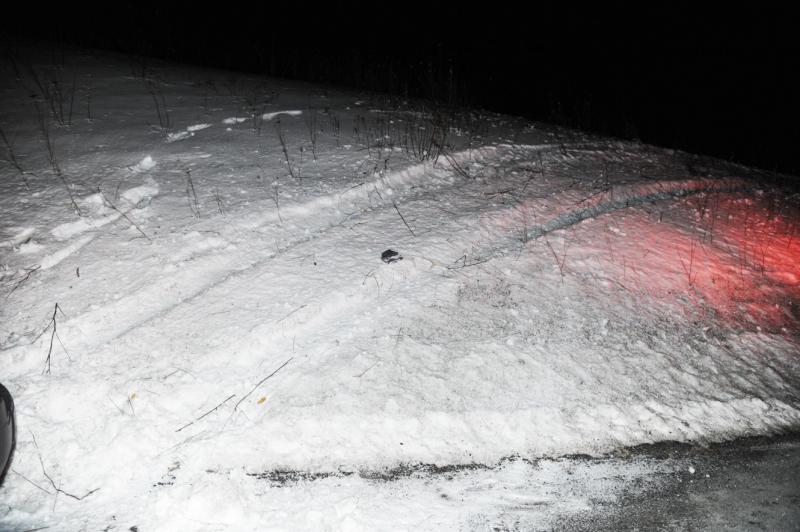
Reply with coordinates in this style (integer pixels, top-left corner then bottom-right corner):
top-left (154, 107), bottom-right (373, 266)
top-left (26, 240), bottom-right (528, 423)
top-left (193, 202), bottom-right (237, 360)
top-left (0, 45), bottom-right (798, 531)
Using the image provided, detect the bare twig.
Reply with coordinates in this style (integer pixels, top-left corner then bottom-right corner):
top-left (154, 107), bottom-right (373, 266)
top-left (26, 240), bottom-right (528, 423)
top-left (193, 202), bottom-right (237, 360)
top-left (31, 431), bottom-right (100, 501)
top-left (362, 268), bottom-right (380, 295)
top-left (86, 74), bottom-right (93, 121)
top-left (145, 78), bottom-right (170, 132)
top-left (275, 119), bottom-right (296, 180)
top-left (392, 200), bottom-right (415, 236)
top-left (185, 169), bottom-right (200, 217)
top-left (67, 74), bottom-right (76, 127)
top-left (35, 102), bottom-right (59, 176)
top-left (176, 394), bottom-right (236, 432)
top-left (260, 172), bottom-right (284, 224)
top-left (243, 84), bottom-right (276, 135)
top-left (97, 188), bottom-right (151, 241)
top-left (304, 108), bottom-right (318, 161)
top-left (440, 148), bottom-right (472, 179)
top-left (0, 124), bottom-right (31, 188)
top-left (27, 66), bottom-right (74, 126)
top-left (545, 237), bottom-right (568, 283)
top-left (277, 304), bottom-right (307, 323)
top-left (445, 255), bottom-right (491, 270)
top-left (354, 360), bottom-right (379, 378)
top-left (214, 188), bottom-right (224, 214)
top-left (679, 238), bottom-right (698, 286)
top-left (234, 357), bottom-right (294, 411)
top-left (107, 396), bottom-right (126, 416)
top-left (6, 265), bottom-right (41, 299)
top-left (34, 102), bottom-right (82, 216)
top-left (272, 186), bottom-right (283, 224)
top-left (328, 111), bottom-right (340, 146)
top-left (11, 469), bottom-right (52, 495)
top-left (43, 303), bottom-right (69, 375)
top-left (127, 395), bottom-right (136, 417)
top-left (521, 152), bottom-right (545, 193)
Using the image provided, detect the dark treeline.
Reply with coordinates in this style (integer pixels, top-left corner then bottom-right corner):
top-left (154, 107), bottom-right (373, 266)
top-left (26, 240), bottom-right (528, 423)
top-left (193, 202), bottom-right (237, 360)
top-left (2, 3), bottom-right (798, 176)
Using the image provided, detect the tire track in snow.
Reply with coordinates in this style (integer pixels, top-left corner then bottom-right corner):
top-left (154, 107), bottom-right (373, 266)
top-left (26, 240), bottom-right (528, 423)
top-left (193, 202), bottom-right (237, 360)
top-left (523, 177), bottom-right (747, 241)
top-left (54, 143), bottom-right (740, 357)
top-left (47, 146), bottom-right (497, 352)
top-left (45, 142), bottom-right (544, 354)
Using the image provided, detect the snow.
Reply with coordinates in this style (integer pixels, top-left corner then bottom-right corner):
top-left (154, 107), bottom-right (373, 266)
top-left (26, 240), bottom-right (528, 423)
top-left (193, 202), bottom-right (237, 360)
top-left (187, 124), bottom-right (212, 133)
top-left (132, 155), bottom-right (156, 172)
top-left (0, 227), bottom-right (35, 249)
top-left (0, 45), bottom-right (798, 530)
top-left (262, 110), bottom-right (303, 121)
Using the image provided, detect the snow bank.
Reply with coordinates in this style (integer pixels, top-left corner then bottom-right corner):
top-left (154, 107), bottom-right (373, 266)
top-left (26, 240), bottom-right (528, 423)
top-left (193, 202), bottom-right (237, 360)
top-left (0, 45), bottom-right (797, 531)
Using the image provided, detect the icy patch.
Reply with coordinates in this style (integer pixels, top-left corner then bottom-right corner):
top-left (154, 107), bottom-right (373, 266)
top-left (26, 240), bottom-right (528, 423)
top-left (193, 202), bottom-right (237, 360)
top-left (133, 155), bottom-right (156, 172)
top-left (261, 110), bottom-right (302, 121)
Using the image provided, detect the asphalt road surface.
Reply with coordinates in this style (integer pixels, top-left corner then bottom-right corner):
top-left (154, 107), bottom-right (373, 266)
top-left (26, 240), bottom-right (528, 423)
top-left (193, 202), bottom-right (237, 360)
top-left (557, 432), bottom-right (800, 531)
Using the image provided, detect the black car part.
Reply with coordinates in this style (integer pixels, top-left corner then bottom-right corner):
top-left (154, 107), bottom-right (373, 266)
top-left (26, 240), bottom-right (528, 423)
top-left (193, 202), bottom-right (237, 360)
top-left (0, 382), bottom-right (15, 487)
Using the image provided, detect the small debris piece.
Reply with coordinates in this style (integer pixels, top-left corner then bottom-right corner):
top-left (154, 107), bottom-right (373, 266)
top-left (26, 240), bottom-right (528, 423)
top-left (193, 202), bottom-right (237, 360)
top-left (381, 249), bottom-right (402, 263)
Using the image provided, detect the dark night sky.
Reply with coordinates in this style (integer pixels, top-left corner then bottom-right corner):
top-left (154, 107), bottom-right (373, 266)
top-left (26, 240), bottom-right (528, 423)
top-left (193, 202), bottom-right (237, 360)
top-left (2, 2), bottom-right (798, 176)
